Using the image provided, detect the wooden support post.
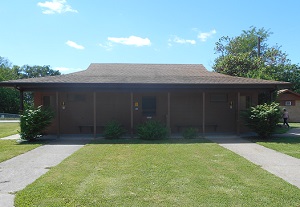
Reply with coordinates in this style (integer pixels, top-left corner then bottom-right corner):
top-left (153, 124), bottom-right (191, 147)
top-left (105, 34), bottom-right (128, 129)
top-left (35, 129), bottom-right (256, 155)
top-left (93, 92), bottom-right (97, 138)
top-left (237, 92), bottom-right (240, 135)
top-left (202, 92), bottom-right (205, 136)
top-left (130, 92), bottom-right (133, 137)
top-left (19, 89), bottom-right (24, 113)
top-left (56, 92), bottom-right (60, 138)
top-left (167, 92), bottom-right (171, 134)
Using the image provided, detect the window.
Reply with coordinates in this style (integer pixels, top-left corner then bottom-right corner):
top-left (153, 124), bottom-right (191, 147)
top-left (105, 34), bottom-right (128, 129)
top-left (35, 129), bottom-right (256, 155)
top-left (285, 101), bottom-right (292, 106)
top-left (142, 96), bottom-right (156, 116)
top-left (43, 95), bottom-right (55, 108)
top-left (240, 96), bottom-right (252, 110)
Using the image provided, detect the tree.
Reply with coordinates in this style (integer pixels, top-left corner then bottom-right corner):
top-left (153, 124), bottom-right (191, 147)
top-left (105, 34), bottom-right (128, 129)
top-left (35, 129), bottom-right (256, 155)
top-left (18, 65), bottom-right (60, 79)
top-left (17, 65), bottom-right (61, 107)
top-left (280, 64), bottom-right (300, 93)
top-left (213, 26), bottom-right (300, 92)
top-left (0, 57), bottom-right (20, 113)
top-left (0, 56), bottom-right (12, 69)
top-left (241, 102), bottom-right (281, 138)
top-left (0, 57), bottom-right (61, 113)
top-left (20, 106), bottom-right (54, 141)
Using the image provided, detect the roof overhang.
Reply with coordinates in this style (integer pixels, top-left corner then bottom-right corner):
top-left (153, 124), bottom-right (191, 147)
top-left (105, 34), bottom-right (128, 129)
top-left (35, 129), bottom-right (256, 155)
top-left (0, 82), bottom-right (291, 92)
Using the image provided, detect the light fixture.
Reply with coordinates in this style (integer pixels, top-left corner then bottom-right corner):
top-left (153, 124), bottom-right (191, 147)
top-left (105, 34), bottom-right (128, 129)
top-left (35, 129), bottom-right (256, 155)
top-left (229, 101), bottom-right (233, 109)
top-left (61, 101), bottom-right (66, 110)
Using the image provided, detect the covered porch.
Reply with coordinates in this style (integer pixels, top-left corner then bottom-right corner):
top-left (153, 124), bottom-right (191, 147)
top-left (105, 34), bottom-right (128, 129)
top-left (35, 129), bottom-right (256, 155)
top-left (32, 89), bottom-right (261, 138)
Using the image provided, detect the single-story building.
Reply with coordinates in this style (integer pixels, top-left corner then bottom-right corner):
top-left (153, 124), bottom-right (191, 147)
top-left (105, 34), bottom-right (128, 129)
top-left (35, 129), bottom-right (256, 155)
top-left (277, 89), bottom-right (300, 122)
top-left (0, 63), bottom-right (290, 137)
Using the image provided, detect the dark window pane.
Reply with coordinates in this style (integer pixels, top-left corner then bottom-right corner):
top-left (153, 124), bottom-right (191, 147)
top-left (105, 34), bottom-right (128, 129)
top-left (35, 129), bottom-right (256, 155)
top-left (142, 96), bottom-right (156, 116)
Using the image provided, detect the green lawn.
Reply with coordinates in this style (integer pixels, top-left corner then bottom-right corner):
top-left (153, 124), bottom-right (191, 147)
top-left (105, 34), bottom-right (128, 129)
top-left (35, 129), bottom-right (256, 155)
top-left (0, 122), bottom-right (41, 162)
top-left (0, 122), bottom-right (20, 138)
top-left (256, 136), bottom-right (300, 159)
top-left (250, 123), bottom-right (300, 159)
top-left (15, 139), bottom-right (300, 207)
top-left (274, 122), bottom-right (300, 134)
top-left (0, 139), bottom-right (42, 162)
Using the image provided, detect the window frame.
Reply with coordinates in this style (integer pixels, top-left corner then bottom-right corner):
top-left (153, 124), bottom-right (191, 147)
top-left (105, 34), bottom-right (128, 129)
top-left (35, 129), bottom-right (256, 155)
top-left (285, 101), bottom-right (292, 106)
top-left (142, 96), bottom-right (156, 116)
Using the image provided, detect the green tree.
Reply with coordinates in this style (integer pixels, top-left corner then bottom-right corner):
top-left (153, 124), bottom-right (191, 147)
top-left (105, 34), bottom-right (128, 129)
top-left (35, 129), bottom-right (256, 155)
top-left (17, 65), bottom-right (61, 108)
top-left (0, 57), bottom-right (20, 113)
top-left (280, 64), bottom-right (300, 93)
top-left (0, 57), bottom-right (61, 113)
top-left (241, 102), bottom-right (281, 138)
top-left (18, 65), bottom-right (60, 79)
top-left (20, 106), bottom-right (54, 141)
top-left (213, 26), bottom-right (300, 92)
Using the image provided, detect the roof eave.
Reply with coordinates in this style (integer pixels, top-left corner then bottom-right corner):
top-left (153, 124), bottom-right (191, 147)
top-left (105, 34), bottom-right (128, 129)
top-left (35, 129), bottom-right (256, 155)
top-left (0, 82), bottom-right (291, 91)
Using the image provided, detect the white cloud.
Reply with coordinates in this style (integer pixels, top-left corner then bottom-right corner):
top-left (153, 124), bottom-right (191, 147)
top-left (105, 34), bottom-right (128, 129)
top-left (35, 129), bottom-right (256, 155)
top-left (169, 36), bottom-right (196, 45)
top-left (66, 40), bottom-right (84, 50)
top-left (197, 29), bottom-right (217, 42)
top-left (37, 0), bottom-right (78, 14)
top-left (107, 36), bottom-right (151, 47)
top-left (99, 42), bottom-right (114, 51)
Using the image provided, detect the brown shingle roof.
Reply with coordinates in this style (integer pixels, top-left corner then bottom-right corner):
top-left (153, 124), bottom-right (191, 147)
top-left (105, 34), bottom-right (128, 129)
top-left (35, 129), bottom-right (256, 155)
top-left (0, 63), bottom-right (291, 90)
top-left (278, 89), bottom-right (300, 98)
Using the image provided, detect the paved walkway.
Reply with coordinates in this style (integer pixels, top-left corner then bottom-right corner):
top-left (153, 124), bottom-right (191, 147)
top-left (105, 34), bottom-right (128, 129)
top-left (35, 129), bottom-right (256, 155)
top-left (0, 136), bottom-right (92, 207)
top-left (0, 120), bottom-right (20, 123)
top-left (1, 134), bottom-right (20, 140)
top-left (207, 129), bottom-right (300, 189)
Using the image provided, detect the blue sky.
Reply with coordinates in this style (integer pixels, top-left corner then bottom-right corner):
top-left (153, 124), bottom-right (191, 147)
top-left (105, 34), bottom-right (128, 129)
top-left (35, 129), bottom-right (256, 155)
top-left (0, 0), bottom-right (299, 74)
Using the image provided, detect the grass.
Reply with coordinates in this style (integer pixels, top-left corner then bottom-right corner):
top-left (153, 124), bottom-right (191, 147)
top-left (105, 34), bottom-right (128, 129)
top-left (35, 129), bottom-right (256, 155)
top-left (0, 140), bottom-right (42, 162)
top-left (274, 122), bottom-right (300, 134)
top-left (15, 139), bottom-right (300, 207)
top-left (250, 122), bottom-right (300, 159)
top-left (0, 122), bottom-right (20, 138)
top-left (255, 136), bottom-right (300, 159)
top-left (0, 122), bottom-right (42, 162)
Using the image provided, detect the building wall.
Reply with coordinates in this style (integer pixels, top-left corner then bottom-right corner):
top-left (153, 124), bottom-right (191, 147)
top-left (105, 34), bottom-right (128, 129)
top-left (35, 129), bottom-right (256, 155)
top-left (34, 92), bottom-right (58, 134)
top-left (59, 92), bottom-right (94, 134)
top-left (279, 101), bottom-right (300, 122)
top-left (170, 91), bottom-right (203, 132)
top-left (34, 90), bottom-right (261, 135)
top-left (132, 92), bottom-right (168, 131)
top-left (96, 92), bottom-right (131, 132)
top-left (277, 92), bottom-right (300, 122)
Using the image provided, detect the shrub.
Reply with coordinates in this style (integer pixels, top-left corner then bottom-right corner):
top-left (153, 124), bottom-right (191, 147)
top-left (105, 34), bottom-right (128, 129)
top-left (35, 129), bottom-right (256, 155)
top-left (241, 102), bottom-right (281, 138)
top-left (137, 120), bottom-right (168, 140)
top-left (20, 106), bottom-right (54, 141)
top-left (103, 120), bottom-right (126, 139)
top-left (182, 127), bottom-right (198, 139)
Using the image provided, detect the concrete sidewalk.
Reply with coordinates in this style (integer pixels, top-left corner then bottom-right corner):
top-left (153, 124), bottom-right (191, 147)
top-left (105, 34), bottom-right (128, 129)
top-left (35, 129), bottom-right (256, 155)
top-left (1, 134), bottom-right (20, 140)
top-left (0, 120), bottom-right (20, 123)
top-left (0, 136), bottom-right (92, 207)
top-left (207, 135), bottom-right (300, 189)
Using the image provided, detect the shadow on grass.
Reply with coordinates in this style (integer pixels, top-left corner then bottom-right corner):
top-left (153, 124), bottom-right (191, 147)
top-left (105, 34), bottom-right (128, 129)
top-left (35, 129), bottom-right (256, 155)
top-left (247, 136), bottom-right (300, 144)
top-left (90, 138), bottom-right (212, 145)
top-left (17, 139), bottom-right (49, 145)
top-left (14, 136), bottom-right (213, 146)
